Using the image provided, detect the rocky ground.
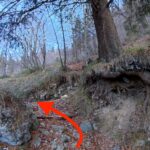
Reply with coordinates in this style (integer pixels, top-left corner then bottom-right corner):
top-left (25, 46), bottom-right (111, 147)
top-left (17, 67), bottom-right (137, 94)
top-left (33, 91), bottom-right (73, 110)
top-left (1, 47), bottom-right (150, 150)
top-left (0, 93), bottom-right (121, 150)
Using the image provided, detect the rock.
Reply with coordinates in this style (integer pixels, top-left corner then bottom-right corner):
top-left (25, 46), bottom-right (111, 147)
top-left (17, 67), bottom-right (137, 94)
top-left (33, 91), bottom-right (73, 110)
top-left (145, 138), bottom-right (150, 146)
top-left (134, 139), bottom-right (145, 147)
top-left (0, 147), bottom-right (8, 150)
top-left (67, 86), bottom-right (72, 91)
top-left (80, 120), bottom-right (93, 133)
top-left (40, 129), bottom-right (49, 136)
top-left (71, 143), bottom-right (76, 148)
top-left (40, 122), bottom-right (45, 128)
top-left (147, 137), bottom-right (150, 141)
top-left (54, 94), bottom-right (59, 99)
top-left (85, 141), bottom-right (91, 148)
top-left (0, 90), bottom-right (32, 146)
top-left (56, 144), bottom-right (65, 150)
top-left (40, 91), bottom-right (47, 100)
top-left (51, 140), bottom-right (64, 150)
top-left (61, 134), bottom-right (70, 143)
top-left (112, 145), bottom-right (121, 150)
top-left (58, 89), bottom-right (63, 95)
top-left (51, 140), bottom-right (57, 150)
top-left (51, 125), bottom-right (64, 133)
top-left (122, 77), bottom-right (130, 83)
top-left (73, 132), bottom-right (79, 138)
top-left (61, 95), bottom-right (68, 100)
top-left (33, 136), bottom-right (41, 148)
top-left (93, 123), bottom-right (98, 130)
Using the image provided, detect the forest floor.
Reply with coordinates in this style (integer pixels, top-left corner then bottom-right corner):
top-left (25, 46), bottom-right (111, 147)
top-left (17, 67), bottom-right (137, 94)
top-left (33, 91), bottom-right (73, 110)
top-left (0, 35), bottom-right (150, 150)
top-left (0, 93), bottom-right (120, 150)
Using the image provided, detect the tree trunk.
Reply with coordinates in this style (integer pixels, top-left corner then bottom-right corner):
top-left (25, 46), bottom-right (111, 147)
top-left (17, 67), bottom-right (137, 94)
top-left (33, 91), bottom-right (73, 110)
top-left (60, 12), bottom-right (67, 70)
top-left (49, 16), bottom-right (64, 69)
top-left (90, 0), bottom-right (122, 62)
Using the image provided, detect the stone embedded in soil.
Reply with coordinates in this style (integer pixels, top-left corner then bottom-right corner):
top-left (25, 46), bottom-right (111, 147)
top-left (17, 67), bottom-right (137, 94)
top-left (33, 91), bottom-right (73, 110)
top-left (112, 145), bottom-right (121, 150)
top-left (33, 136), bottom-right (41, 148)
top-left (40, 129), bottom-right (49, 136)
top-left (56, 144), bottom-right (65, 150)
top-left (61, 95), bottom-right (68, 100)
top-left (93, 123), bottom-right (98, 130)
top-left (80, 120), bottom-right (93, 133)
top-left (134, 139), bottom-right (145, 147)
top-left (61, 134), bottom-right (70, 143)
top-left (51, 139), bottom-right (65, 150)
top-left (51, 125), bottom-right (64, 133)
top-left (40, 122), bottom-right (45, 128)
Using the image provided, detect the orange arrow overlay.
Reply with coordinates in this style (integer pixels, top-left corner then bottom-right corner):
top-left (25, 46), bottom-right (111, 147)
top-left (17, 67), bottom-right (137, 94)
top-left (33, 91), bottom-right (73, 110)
top-left (37, 101), bottom-right (83, 148)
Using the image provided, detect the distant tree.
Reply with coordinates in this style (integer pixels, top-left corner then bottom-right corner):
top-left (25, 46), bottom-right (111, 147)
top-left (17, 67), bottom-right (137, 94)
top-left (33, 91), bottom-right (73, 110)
top-left (0, 46), bottom-right (8, 77)
top-left (47, 10), bottom-right (64, 70)
top-left (71, 6), bottom-right (97, 62)
top-left (40, 22), bottom-right (47, 69)
top-left (51, 47), bottom-right (55, 52)
top-left (20, 20), bottom-right (47, 70)
top-left (7, 55), bottom-right (15, 74)
top-left (71, 17), bottom-right (83, 61)
top-left (59, 10), bottom-right (67, 70)
top-left (82, 4), bottom-right (97, 57)
top-left (123, 0), bottom-right (150, 36)
top-left (0, 0), bottom-right (122, 63)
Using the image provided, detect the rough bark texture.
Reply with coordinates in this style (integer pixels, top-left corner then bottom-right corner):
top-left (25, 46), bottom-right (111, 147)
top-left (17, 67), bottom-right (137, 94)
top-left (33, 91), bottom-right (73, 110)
top-left (90, 0), bottom-right (122, 62)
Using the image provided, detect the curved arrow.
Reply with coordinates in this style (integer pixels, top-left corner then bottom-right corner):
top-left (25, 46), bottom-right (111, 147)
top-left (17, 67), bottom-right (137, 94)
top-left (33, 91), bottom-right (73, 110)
top-left (37, 101), bottom-right (83, 148)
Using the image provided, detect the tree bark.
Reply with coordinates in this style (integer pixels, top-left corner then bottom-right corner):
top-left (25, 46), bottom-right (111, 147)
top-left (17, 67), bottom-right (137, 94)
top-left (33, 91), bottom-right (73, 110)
top-left (60, 13), bottom-right (67, 70)
top-left (49, 15), bottom-right (64, 69)
top-left (90, 0), bottom-right (122, 62)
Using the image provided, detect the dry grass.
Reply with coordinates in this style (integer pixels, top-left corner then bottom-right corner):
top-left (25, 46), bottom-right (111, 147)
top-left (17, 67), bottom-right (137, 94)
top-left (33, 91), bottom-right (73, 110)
top-left (0, 90), bottom-right (17, 107)
top-left (0, 89), bottom-right (29, 129)
top-left (123, 35), bottom-right (150, 52)
top-left (0, 64), bottom-right (84, 102)
top-left (0, 69), bottom-right (54, 99)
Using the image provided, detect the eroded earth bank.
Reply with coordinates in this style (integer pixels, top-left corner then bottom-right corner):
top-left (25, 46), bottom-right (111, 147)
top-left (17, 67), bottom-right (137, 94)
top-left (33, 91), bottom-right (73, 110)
top-left (1, 49), bottom-right (150, 150)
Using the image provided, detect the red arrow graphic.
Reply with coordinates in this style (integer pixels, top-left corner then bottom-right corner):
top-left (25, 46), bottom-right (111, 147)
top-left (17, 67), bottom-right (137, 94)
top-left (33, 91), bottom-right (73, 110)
top-left (37, 101), bottom-right (83, 148)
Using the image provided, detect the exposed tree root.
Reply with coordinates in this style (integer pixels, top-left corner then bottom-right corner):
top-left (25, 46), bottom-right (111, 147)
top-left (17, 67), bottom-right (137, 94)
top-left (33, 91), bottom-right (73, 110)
top-left (84, 49), bottom-right (150, 113)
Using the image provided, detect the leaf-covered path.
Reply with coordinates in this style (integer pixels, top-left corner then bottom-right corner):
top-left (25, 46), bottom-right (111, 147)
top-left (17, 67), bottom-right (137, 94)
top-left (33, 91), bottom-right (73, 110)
top-left (29, 97), bottom-right (116, 150)
top-left (1, 96), bottom-right (119, 150)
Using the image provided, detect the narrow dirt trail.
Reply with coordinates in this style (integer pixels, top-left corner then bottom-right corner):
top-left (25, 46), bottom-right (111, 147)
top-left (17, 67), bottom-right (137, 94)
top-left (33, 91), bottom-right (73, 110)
top-left (28, 97), bottom-right (116, 150)
top-left (0, 97), bottom-right (118, 150)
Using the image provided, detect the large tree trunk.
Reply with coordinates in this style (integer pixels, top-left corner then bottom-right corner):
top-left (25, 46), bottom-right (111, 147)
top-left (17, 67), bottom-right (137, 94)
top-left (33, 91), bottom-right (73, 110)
top-left (90, 0), bottom-right (122, 62)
